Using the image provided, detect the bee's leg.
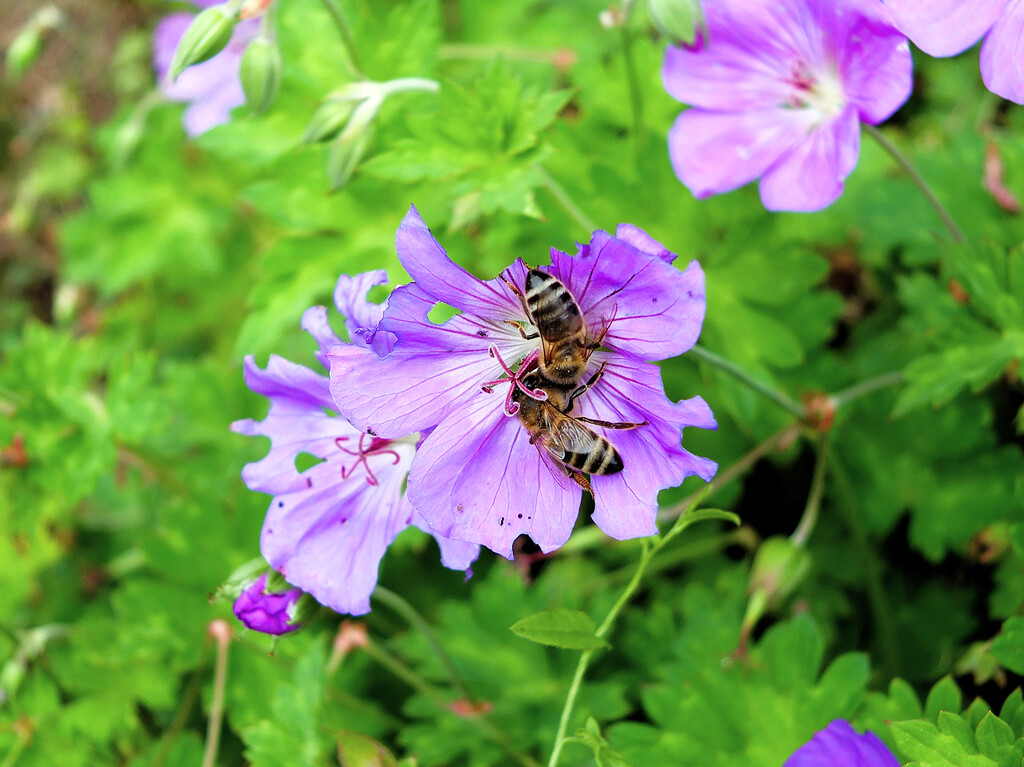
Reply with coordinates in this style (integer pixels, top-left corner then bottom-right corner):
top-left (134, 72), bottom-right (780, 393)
top-left (562, 362), bottom-right (608, 412)
top-left (568, 470), bottom-right (593, 495)
top-left (501, 271), bottom-right (533, 317)
top-left (574, 415), bottom-right (648, 430)
top-left (503, 320), bottom-right (539, 340)
top-left (583, 306), bottom-right (617, 351)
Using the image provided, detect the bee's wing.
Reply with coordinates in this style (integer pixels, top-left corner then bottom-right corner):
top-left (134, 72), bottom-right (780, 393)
top-left (547, 413), bottom-right (602, 456)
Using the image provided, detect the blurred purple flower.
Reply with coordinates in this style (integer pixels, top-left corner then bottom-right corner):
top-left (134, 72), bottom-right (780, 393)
top-left (232, 572), bottom-right (304, 635)
top-left (152, 0), bottom-right (258, 136)
top-left (328, 207), bottom-right (717, 559)
top-left (784, 720), bottom-right (899, 767)
top-left (662, 0), bottom-right (913, 212)
top-left (232, 270), bottom-right (479, 616)
top-left (883, 0), bottom-right (1024, 103)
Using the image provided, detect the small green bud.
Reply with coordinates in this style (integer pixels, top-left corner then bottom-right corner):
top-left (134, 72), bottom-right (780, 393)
top-left (168, 4), bottom-right (236, 81)
top-left (303, 98), bottom-right (358, 144)
top-left (336, 731), bottom-right (399, 767)
top-left (239, 36), bottom-right (281, 115)
top-left (325, 97), bottom-right (380, 190)
top-left (5, 6), bottom-right (63, 82)
top-left (648, 0), bottom-right (702, 46)
top-left (748, 536), bottom-right (811, 608)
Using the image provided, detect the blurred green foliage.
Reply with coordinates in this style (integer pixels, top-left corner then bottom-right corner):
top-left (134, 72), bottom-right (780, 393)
top-left (2, 0), bottom-right (1023, 765)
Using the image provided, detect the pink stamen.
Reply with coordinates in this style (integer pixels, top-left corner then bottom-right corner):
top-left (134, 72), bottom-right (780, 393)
top-left (335, 433), bottom-right (402, 486)
top-left (480, 345), bottom-right (547, 416)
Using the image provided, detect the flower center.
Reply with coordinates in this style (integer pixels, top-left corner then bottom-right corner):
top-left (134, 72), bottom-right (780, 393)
top-left (334, 433), bottom-right (401, 486)
top-left (480, 345), bottom-right (547, 416)
top-left (783, 59), bottom-right (845, 118)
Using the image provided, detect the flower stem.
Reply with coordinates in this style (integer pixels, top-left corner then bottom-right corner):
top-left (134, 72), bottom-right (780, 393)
top-left (689, 345), bottom-right (806, 419)
top-left (315, 0), bottom-right (364, 79)
top-left (372, 585), bottom-right (473, 703)
top-left (152, 668), bottom-right (204, 767)
top-left (362, 639), bottom-right (541, 767)
top-left (200, 622), bottom-right (231, 767)
top-left (789, 434), bottom-right (831, 548)
top-left (831, 371), bottom-right (904, 409)
top-left (619, 25), bottom-right (644, 147)
top-left (378, 77), bottom-right (439, 97)
top-left (548, 540), bottom-right (654, 767)
top-left (536, 166), bottom-right (599, 234)
top-left (864, 124), bottom-right (965, 243)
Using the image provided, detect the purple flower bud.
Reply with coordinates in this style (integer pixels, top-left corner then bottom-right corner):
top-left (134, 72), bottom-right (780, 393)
top-left (784, 720), bottom-right (899, 767)
top-left (232, 573), bottom-right (304, 635)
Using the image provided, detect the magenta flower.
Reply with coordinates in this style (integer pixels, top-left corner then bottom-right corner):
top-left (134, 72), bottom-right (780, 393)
top-left (232, 270), bottom-right (479, 616)
top-left (883, 0), bottom-right (1024, 103)
top-left (662, 0), bottom-right (913, 212)
top-left (328, 207), bottom-right (717, 558)
top-left (784, 720), bottom-right (899, 767)
top-left (232, 573), bottom-right (305, 635)
top-left (152, 0), bottom-right (258, 136)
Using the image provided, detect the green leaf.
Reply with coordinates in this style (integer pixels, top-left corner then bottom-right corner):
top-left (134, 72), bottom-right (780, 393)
top-left (991, 618), bottom-right (1024, 675)
top-left (936, 712), bottom-right (977, 755)
top-left (510, 608), bottom-right (608, 650)
top-left (566, 717), bottom-right (634, 767)
top-left (890, 720), bottom-right (997, 766)
top-left (927, 677), bottom-right (965, 720)
top-left (974, 713), bottom-right (1014, 762)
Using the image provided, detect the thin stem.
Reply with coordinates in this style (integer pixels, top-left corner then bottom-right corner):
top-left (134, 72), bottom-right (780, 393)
top-left (661, 422), bottom-right (801, 522)
top-left (689, 345), bottom-right (806, 419)
top-left (372, 586), bottom-right (472, 702)
top-left (831, 371), bottom-right (904, 409)
top-left (865, 124), bottom-right (965, 243)
top-left (618, 25), bottom-right (644, 146)
top-left (362, 640), bottom-right (541, 767)
top-left (378, 77), bottom-right (439, 96)
top-left (152, 668), bottom-right (204, 767)
top-left (200, 625), bottom-right (231, 767)
top-left (829, 454), bottom-right (900, 678)
top-left (790, 434), bottom-right (831, 548)
top-left (536, 166), bottom-right (599, 234)
top-left (548, 541), bottom-right (654, 767)
top-left (315, 0), bottom-right (364, 79)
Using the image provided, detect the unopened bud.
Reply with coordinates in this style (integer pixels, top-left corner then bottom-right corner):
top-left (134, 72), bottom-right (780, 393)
top-left (232, 573), bottom-right (310, 635)
top-left (240, 36), bottom-right (281, 115)
top-left (336, 731), bottom-right (399, 767)
top-left (168, 4), bottom-right (237, 81)
top-left (749, 536), bottom-right (811, 608)
top-left (303, 98), bottom-right (358, 144)
top-left (239, 0), bottom-right (274, 19)
top-left (325, 97), bottom-right (380, 190)
top-left (648, 0), bottom-right (702, 46)
top-left (4, 6), bottom-right (63, 83)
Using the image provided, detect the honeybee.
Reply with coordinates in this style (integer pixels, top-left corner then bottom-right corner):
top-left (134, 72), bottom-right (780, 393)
top-left (505, 268), bottom-right (609, 386)
top-left (510, 366), bottom-right (645, 493)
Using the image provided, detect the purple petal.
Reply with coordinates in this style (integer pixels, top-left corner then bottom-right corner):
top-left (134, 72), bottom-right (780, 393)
top-left (834, 8), bottom-right (914, 124)
top-left (395, 206), bottom-right (523, 320)
top-left (260, 441), bottom-right (416, 615)
top-left (667, 108), bottom-right (807, 200)
top-left (613, 224), bottom-right (675, 264)
top-left (547, 233), bottom-right (707, 361)
top-left (153, 14), bottom-right (192, 80)
top-left (981, 0), bottom-right (1024, 104)
top-left (334, 270), bottom-right (397, 357)
top-left (883, 0), bottom-right (1005, 56)
top-left (410, 509), bottom-right (481, 572)
top-left (231, 355), bottom-right (356, 495)
top-left (301, 306), bottom-right (343, 372)
top-left (784, 720), bottom-right (899, 767)
top-left (233, 573), bottom-right (303, 635)
top-left (574, 355), bottom-right (717, 540)
top-left (758, 106), bottom-right (860, 212)
top-left (328, 284), bottom-right (535, 438)
top-left (407, 393), bottom-right (583, 559)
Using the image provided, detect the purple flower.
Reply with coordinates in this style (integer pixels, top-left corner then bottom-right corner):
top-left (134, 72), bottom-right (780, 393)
top-left (232, 270), bottom-right (479, 616)
top-left (152, 0), bottom-right (258, 136)
top-left (232, 573), bottom-right (304, 635)
top-left (784, 720), bottom-right (899, 767)
top-left (662, 0), bottom-right (913, 212)
top-left (883, 0), bottom-right (1024, 103)
top-left (328, 207), bottom-right (717, 558)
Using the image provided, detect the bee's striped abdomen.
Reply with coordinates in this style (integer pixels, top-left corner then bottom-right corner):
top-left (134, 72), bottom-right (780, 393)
top-left (562, 439), bottom-right (624, 476)
top-left (525, 269), bottom-right (583, 340)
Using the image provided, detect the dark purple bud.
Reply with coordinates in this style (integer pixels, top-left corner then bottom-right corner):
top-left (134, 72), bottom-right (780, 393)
top-left (232, 573), bottom-right (305, 635)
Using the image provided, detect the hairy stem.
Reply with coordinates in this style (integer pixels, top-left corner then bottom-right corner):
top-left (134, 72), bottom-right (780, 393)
top-left (200, 624), bottom-right (231, 767)
top-left (689, 345), bottom-right (806, 419)
top-left (372, 586), bottom-right (473, 702)
top-left (831, 371), bottom-right (904, 409)
top-left (790, 434), bottom-right (831, 548)
top-left (315, 0), bottom-right (364, 78)
top-left (865, 124), bottom-right (965, 243)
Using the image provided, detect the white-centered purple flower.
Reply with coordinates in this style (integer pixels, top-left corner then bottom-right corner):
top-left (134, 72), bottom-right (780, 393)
top-left (152, 0), bottom-right (258, 136)
top-left (232, 270), bottom-right (479, 616)
top-left (232, 573), bottom-right (305, 635)
top-left (662, 0), bottom-right (913, 212)
top-left (784, 720), bottom-right (899, 767)
top-left (328, 207), bottom-right (717, 559)
top-left (883, 0), bottom-right (1024, 103)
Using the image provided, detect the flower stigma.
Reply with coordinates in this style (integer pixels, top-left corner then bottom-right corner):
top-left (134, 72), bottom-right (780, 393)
top-left (480, 345), bottom-right (548, 416)
top-left (335, 433), bottom-right (403, 486)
